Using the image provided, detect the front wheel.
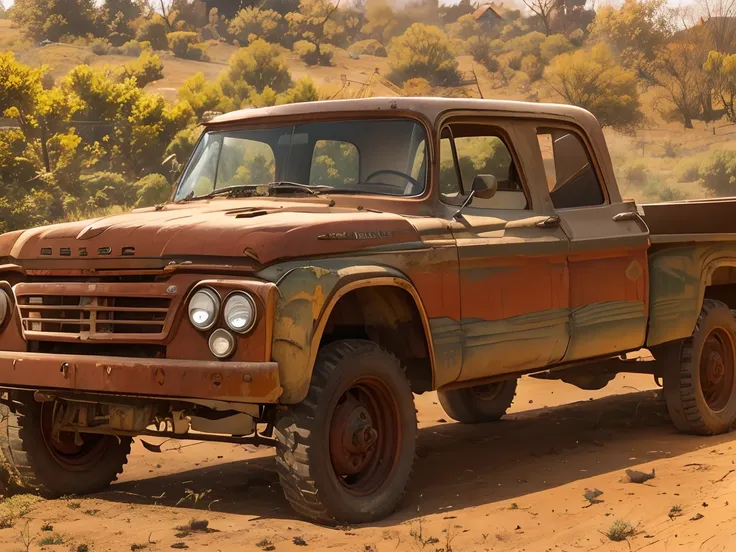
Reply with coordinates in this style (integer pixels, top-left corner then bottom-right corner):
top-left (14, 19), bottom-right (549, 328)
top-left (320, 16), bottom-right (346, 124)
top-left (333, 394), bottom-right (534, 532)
top-left (274, 339), bottom-right (417, 524)
top-left (0, 392), bottom-right (131, 496)
top-left (664, 299), bottom-right (736, 435)
top-left (438, 378), bottom-right (518, 424)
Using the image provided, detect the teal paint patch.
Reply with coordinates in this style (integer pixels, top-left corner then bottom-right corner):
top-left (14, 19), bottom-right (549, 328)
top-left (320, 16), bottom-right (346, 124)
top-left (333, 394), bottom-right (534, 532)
top-left (431, 309), bottom-right (570, 382)
top-left (565, 301), bottom-right (647, 361)
top-left (647, 243), bottom-right (736, 347)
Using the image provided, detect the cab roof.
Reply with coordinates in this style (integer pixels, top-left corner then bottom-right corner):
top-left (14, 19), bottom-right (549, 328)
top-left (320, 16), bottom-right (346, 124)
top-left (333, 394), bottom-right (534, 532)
top-left (205, 97), bottom-right (599, 130)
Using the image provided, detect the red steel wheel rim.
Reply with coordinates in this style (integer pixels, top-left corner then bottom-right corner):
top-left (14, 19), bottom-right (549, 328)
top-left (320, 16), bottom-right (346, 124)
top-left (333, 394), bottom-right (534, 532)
top-left (700, 328), bottom-right (736, 413)
top-left (328, 376), bottom-right (401, 496)
top-left (40, 403), bottom-right (108, 470)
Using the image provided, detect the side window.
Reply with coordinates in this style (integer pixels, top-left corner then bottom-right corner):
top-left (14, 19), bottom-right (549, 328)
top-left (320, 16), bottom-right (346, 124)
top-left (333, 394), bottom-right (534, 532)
top-left (309, 140), bottom-right (359, 187)
top-left (537, 128), bottom-right (605, 209)
top-left (440, 124), bottom-right (528, 210)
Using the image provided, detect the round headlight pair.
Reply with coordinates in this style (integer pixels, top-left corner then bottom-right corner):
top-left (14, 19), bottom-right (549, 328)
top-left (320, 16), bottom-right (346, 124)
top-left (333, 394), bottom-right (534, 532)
top-left (188, 288), bottom-right (256, 334)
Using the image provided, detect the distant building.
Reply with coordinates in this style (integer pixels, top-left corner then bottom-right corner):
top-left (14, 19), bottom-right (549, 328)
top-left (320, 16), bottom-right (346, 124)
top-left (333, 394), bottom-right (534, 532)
top-left (471, 3), bottom-right (504, 24)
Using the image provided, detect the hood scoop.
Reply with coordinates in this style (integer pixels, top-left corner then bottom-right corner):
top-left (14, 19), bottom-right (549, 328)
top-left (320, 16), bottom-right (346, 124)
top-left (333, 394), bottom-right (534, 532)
top-left (235, 210), bottom-right (269, 219)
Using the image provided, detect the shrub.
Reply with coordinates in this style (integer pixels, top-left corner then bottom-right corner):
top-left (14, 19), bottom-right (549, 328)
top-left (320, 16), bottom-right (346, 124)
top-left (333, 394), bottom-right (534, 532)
top-left (663, 140), bottom-right (678, 158)
top-left (278, 76), bottom-right (319, 104)
top-left (505, 31), bottom-right (546, 57)
top-left (121, 40), bottom-right (142, 57)
top-left (91, 38), bottom-right (112, 56)
top-left (218, 39), bottom-right (292, 107)
top-left (166, 31), bottom-right (207, 60)
top-left (699, 149), bottom-right (736, 196)
top-left (467, 36), bottom-right (502, 73)
top-left (521, 54), bottom-right (543, 81)
top-left (569, 28), bottom-right (585, 46)
top-left (293, 39), bottom-right (318, 65)
top-left (605, 519), bottom-right (636, 542)
top-left (540, 34), bottom-right (574, 62)
top-left (388, 23), bottom-right (460, 86)
top-left (79, 172), bottom-right (137, 210)
top-left (505, 50), bottom-right (523, 70)
top-left (135, 173), bottom-right (171, 207)
top-left (675, 158), bottom-right (701, 182)
top-left (623, 162), bottom-right (649, 186)
top-left (228, 7), bottom-right (282, 45)
top-left (124, 52), bottom-right (164, 88)
top-left (136, 19), bottom-right (168, 50)
top-left (401, 77), bottom-right (432, 96)
top-left (178, 72), bottom-right (226, 118)
top-left (348, 39), bottom-right (387, 58)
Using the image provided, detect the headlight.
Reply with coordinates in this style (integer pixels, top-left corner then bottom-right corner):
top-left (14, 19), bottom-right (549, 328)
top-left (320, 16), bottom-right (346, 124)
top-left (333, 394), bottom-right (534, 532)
top-left (188, 288), bottom-right (220, 330)
top-left (209, 328), bottom-right (236, 358)
top-left (0, 290), bottom-right (8, 326)
top-left (224, 292), bottom-right (256, 334)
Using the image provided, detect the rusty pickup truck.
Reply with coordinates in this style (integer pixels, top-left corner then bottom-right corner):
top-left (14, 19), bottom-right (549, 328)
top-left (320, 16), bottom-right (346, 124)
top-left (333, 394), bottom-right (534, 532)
top-left (1, 97), bottom-right (735, 523)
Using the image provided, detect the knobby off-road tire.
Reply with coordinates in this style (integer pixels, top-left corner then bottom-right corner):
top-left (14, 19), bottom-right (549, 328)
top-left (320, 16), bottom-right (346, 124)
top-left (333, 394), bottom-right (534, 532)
top-left (274, 339), bottom-right (417, 524)
top-left (0, 392), bottom-right (131, 497)
top-left (438, 378), bottom-right (518, 424)
top-left (664, 299), bottom-right (736, 435)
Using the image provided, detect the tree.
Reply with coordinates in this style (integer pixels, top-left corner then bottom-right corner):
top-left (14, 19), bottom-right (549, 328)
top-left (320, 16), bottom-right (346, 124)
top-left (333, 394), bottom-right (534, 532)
top-left (228, 7), bottom-right (283, 46)
top-left (387, 23), bottom-right (460, 86)
top-left (588, 0), bottom-right (670, 78)
top-left (217, 39), bottom-right (292, 109)
top-left (697, 0), bottom-right (736, 53)
top-left (361, 0), bottom-right (408, 43)
top-left (136, 18), bottom-right (169, 50)
top-left (704, 50), bottom-right (736, 122)
top-left (10, 0), bottom-right (98, 40)
top-left (546, 44), bottom-right (644, 132)
top-left (99, 0), bottom-right (140, 45)
top-left (522, 0), bottom-right (559, 36)
top-left (651, 40), bottom-right (704, 129)
top-left (286, 0), bottom-right (344, 66)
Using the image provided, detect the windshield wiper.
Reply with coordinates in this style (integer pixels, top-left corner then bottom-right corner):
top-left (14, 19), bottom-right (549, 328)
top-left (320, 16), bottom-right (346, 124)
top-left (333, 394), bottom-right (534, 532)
top-left (180, 181), bottom-right (326, 201)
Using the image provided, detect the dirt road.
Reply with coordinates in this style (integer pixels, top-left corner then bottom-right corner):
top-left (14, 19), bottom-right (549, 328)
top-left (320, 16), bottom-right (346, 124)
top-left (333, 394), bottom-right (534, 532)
top-left (2, 374), bottom-right (735, 552)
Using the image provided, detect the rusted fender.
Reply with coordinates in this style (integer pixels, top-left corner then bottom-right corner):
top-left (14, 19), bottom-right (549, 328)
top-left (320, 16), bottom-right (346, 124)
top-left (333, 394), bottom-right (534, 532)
top-left (257, 262), bottom-right (434, 403)
top-left (648, 243), bottom-right (736, 347)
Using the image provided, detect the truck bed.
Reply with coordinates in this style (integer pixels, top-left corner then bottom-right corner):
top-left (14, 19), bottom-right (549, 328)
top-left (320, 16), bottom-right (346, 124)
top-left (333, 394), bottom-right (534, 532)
top-left (641, 198), bottom-right (736, 244)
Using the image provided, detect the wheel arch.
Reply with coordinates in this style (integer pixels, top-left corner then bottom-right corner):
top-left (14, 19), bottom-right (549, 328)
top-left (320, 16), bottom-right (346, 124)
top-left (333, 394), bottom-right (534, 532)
top-left (270, 264), bottom-right (436, 403)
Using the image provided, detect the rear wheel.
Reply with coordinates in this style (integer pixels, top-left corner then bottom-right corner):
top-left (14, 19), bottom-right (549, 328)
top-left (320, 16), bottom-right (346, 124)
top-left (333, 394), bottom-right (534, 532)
top-left (274, 339), bottom-right (417, 524)
top-left (664, 299), bottom-right (736, 435)
top-left (0, 392), bottom-right (131, 496)
top-left (438, 378), bottom-right (518, 424)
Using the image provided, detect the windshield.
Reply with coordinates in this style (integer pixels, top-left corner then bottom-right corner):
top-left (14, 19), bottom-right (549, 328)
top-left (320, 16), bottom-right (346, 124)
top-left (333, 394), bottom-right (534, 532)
top-left (174, 119), bottom-right (428, 201)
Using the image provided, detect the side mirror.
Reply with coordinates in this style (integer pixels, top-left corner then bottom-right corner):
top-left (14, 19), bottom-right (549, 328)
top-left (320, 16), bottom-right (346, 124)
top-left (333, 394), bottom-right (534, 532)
top-left (472, 174), bottom-right (498, 199)
top-left (453, 174), bottom-right (498, 220)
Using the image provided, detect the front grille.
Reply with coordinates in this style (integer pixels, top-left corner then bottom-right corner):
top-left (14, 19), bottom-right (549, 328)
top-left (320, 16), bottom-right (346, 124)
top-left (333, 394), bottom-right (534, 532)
top-left (14, 282), bottom-right (178, 342)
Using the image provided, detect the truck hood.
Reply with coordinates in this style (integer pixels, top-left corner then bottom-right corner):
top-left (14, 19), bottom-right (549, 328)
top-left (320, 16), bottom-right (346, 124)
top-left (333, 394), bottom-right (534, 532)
top-left (0, 199), bottom-right (422, 267)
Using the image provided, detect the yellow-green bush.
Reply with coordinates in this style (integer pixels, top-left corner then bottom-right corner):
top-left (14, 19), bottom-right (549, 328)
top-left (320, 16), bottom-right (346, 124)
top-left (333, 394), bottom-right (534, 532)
top-left (348, 39), bottom-right (387, 58)
top-left (387, 23), bottom-right (460, 86)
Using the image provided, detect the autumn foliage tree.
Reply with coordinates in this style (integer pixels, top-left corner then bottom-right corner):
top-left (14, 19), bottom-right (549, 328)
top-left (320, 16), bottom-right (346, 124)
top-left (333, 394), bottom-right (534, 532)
top-left (546, 44), bottom-right (644, 131)
top-left (286, 0), bottom-right (343, 66)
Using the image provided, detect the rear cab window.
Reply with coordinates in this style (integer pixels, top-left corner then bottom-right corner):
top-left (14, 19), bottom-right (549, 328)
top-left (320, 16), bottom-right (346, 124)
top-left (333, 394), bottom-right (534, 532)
top-left (536, 128), bottom-right (606, 209)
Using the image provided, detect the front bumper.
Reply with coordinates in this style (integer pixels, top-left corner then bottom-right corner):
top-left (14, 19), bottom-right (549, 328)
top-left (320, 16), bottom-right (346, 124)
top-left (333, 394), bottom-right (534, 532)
top-left (0, 351), bottom-right (282, 403)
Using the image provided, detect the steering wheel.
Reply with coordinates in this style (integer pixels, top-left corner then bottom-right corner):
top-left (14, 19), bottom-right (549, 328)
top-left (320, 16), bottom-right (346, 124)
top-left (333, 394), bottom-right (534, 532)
top-left (363, 169), bottom-right (421, 191)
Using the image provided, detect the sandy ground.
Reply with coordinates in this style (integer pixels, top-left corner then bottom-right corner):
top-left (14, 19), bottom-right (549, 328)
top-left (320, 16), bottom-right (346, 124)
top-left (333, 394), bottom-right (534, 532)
top-left (1, 374), bottom-right (736, 552)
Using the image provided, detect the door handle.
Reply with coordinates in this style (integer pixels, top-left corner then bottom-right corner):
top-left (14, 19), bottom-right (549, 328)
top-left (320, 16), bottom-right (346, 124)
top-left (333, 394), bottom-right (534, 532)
top-left (612, 211), bottom-right (640, 222)
top-left (535, 215), bottom-right (560, 228)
